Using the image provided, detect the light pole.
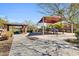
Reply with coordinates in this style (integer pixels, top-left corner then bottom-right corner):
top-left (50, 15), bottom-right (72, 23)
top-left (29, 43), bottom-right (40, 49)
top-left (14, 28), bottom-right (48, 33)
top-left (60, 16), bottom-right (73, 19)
top-left (71, 23), bottom-right (74, 33)
top-left (42, 17), bottom-right (44, 35)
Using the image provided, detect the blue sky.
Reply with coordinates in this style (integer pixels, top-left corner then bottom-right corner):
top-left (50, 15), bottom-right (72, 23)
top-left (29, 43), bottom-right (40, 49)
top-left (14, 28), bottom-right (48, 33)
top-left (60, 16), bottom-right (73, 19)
top-left (0, 3), bottom-right (44, 24)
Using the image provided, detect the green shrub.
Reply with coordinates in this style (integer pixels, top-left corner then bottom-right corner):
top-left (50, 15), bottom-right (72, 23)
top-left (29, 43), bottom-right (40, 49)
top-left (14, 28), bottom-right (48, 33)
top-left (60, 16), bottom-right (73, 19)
top-left (14, 31), bottom-right (21, 34)
top-left (27, 29), bottom-right (33, 33)
top-left (65, 39), bottom-right (79, 44)
top-left (46, 27), bottom-right (50, 32)
top-left (53, 23), bottom-right (64, 29)
top-left (75, 29), bottom-right (79, 40)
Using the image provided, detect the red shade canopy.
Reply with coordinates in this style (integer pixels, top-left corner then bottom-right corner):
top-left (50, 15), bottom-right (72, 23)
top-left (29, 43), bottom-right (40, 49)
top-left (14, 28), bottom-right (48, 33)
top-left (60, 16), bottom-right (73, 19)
top-left (38, 16), bottom-right (61, 24)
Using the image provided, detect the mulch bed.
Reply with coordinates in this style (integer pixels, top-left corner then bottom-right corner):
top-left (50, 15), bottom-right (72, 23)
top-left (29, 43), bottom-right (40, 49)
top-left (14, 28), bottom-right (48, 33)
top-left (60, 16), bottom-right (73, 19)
top-left (0, 38), bottom-right (13, 56)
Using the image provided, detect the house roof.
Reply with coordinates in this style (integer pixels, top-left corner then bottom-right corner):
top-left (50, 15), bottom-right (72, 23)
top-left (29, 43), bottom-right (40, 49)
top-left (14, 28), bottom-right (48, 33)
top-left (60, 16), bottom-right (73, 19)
top-left (38, 16), bottom-right (61, 24)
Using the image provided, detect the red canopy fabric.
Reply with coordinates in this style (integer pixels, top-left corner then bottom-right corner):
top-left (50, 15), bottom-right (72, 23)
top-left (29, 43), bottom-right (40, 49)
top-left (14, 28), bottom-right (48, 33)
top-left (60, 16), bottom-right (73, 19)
top-left (38, 16), bottom-right (61, 24)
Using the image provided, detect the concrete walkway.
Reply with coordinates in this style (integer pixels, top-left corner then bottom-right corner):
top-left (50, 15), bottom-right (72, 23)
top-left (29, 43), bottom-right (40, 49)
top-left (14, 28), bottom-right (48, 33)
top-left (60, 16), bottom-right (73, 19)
top-left (9, 33), bottom-right (79, 56)
top-left (30, 33), bottom-right (76, 41)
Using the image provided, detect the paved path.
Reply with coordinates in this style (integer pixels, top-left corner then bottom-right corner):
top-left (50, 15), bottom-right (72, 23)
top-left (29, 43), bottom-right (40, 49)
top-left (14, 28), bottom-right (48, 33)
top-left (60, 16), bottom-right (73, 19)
top-left (30, 33), bottom-right (76, 41)
top-left (9, 33), bottom-right (79, 56)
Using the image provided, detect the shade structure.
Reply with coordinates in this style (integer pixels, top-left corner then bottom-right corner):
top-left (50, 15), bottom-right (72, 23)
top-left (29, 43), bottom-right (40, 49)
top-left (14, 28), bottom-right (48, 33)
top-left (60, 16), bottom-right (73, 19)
top-left (38, 16), bottom-right (61, 24)
top-left (38, 16), bottom-right (61, 35)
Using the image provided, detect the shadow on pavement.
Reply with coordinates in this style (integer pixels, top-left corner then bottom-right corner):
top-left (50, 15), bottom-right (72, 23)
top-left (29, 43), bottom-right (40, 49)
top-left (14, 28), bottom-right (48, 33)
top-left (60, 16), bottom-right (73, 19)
top-left (28, 32), bottom-right (54, 36)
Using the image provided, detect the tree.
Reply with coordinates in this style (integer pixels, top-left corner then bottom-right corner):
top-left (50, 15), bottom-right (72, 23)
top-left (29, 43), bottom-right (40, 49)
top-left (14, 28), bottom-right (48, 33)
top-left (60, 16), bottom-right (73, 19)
top-left (38, 4), bottom-right (65, 16)
top-left (24, 20), bottom-right (38, 32)
top-left (38, 3), bottom-right (67, 33)
top-left (0, 18), bottom-right (8, 27)
top-left (37, 3), bottom-right (79, 33)
top-left (66, 4), bottom-right (79, 33)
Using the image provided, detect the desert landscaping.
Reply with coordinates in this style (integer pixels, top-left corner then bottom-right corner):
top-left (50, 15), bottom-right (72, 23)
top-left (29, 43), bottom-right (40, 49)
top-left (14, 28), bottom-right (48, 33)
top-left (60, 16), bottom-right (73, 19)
top-left (1, 3), bottom-right (79, 56)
